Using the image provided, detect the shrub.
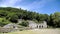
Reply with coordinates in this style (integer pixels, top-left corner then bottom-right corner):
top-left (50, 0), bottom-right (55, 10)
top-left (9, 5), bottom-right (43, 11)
top-left (19, 21), bottom-right (29, 27)
top-left (0, 18), bottom-right (10, 27)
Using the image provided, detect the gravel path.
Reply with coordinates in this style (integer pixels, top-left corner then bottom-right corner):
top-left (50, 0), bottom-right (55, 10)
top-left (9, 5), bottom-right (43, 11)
top-left (30, 29), bottom-right (60, 34)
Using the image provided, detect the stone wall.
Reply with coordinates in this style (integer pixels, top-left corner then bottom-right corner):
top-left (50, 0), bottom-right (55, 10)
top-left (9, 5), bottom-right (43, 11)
top-left (0, 27), bottom-right (32, 33)
top-left (0, 28), bottom-right (19, 33)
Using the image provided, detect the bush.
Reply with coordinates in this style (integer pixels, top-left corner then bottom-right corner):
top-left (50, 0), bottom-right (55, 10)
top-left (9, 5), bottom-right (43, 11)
top-left (19, 21), bottom-right (29, 27)
top-left (0, 18), bottom-right (10, 27)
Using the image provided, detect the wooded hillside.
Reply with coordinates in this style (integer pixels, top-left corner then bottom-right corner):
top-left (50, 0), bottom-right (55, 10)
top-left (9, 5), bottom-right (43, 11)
top-left (0, 7), bottom-right (60, 27)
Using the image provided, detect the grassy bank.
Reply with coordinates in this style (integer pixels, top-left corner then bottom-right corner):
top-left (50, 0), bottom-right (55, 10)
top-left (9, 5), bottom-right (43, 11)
top-left (2, 29), bottom-right (60, 34)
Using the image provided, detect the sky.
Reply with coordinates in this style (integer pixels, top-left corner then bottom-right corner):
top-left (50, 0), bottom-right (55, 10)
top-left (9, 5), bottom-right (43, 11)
top-left (0, 0), bottom-right (60, 15)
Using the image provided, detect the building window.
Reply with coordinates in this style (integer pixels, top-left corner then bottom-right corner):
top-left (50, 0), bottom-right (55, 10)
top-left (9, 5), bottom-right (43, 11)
top-left (39, 26), bottom-right (41, 28)
top-left (42, 25), bottom-right (43, 28)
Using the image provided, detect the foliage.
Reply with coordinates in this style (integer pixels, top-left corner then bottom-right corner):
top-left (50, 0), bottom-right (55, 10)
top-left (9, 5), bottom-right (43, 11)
top-left (19, 21), bottom-right (29, 27)
top-left (0, 7), bottom-right (60, 27)
top-left (0, 18), bottom-right (10, 26)
top-left (49, 12), bottom-right (60, 27)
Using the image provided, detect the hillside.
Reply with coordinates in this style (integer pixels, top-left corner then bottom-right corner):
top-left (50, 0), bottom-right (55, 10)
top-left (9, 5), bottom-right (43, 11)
top-left (0, 7), bottom-right (60, 28)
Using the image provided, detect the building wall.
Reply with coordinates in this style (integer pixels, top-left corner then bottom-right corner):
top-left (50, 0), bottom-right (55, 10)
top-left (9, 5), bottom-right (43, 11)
top-left (28, 21), bottom-right (47, 29)
top-left (18, 19), bottom-right (47, 29)
top-left (28, 21), bottom-right (37, 29)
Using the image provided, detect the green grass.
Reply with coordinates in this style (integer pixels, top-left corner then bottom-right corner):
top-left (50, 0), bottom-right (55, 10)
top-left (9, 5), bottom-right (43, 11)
top-left (1, 30), bottom-right (38, 34)
top-left (2, 29), bottom-right (60, 34)
top-left (56, 28), bottom-right (60, 29)
top-left (0, 33), bottom-right (4, 34)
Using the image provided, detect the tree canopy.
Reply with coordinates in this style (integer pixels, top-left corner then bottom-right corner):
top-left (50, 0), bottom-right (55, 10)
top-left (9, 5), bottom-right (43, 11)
top-left (0, 7), bottom-right (60, 27)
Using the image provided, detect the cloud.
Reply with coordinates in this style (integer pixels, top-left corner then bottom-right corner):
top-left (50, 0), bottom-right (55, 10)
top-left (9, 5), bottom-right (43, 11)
top-left (0, 0), bottom-right (22, 7)
top-left (0, 0), bottom-right (58, 14)
top-left (0, 0), bottom-right (28, 10)
top-left (0, 0), bottom-right (55, 10)
top-left (24, 0), bottom-right (56, 12)
top-left (27, 0), bottom-right (55, 9)
top-left (28, 0), bottom-right (46, 8)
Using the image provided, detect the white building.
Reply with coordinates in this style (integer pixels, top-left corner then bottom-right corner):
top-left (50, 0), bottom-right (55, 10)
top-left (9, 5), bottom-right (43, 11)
top-left (28, 21), bottom-right (47, 29)
top-left (18, 19), bottom-right (47, 29)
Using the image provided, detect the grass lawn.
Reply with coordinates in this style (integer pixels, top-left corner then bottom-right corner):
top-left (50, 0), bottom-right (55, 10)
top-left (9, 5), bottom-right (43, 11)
top-left (1, 29), bottom-right (60, 34)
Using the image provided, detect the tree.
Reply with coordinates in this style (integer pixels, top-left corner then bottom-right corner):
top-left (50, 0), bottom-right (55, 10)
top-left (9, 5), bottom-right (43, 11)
top-left (0, 18), bottom-right (10, 26)
top-left (0, 10), bottom-right (7, 17)
top-left (50, 12), bottom-right (60, 27)
top-left (9, 15), bottom-right (18, 23)
top-left (19, 21), bottom-right (29, 27)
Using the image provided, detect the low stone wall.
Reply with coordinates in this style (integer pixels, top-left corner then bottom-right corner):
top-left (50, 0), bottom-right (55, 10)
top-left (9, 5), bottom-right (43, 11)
top-left (0, 27), bottom-right (35, 33)
top-left (0, 28), bottom-right (19, 33)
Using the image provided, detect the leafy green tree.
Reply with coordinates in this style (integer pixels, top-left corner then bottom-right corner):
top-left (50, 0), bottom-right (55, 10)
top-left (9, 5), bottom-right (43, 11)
top-left (19, 21), bottom-right (29, 27)
top-left (9, 15), bottom-right (18, 23)
top-left (0, 18), bottom-right (10, 26)
top-left (0, 10), bottom-right (7, 17)
top-left (50, 12), bottom-right (60, 27)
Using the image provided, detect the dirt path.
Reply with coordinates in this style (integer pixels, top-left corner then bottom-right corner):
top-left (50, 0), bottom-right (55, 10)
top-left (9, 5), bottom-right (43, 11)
top-left (29, 29), bottom-right (60, 34)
